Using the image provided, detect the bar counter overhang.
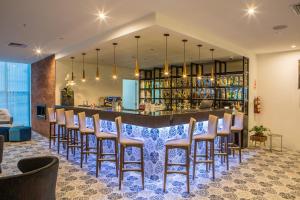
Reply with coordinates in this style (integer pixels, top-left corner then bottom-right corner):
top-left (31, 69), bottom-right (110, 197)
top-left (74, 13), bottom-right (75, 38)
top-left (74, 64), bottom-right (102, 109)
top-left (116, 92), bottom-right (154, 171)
top-left (56, 105), bottom-right (226, 128)
top-left (56, 105), bottom-right (227, 180)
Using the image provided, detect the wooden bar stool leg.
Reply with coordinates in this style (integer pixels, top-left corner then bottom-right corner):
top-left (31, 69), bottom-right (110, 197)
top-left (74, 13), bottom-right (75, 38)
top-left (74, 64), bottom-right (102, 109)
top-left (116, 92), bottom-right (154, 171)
top-left (49, 123), bottom-right (52, 149)
top-left (226, 135), bottom-right (229, 170)
top-left (192, 141), bottom-right (197, 180)
top-left (186, 147), bottom-right (190, 193)
top-left (119, 145), bottom-right (123, 190)
top-left (57, 125), bottom-right (61, 154)
top-left (96, 139), bottom-right (100, 177)
top-left (99, 139), bottom-right (103, 170)
top-left (205, 141), bottom-right (208, 171)
top-left (163, 147), bottom-right (168, 192)
top-left (85, 135), bottom-right (88, 163)
top-left (239, 131), bottom-right (242, 163)
top-left (80, 134), bottom-right (84, 168)
top-left (66, 129), bottom-right (70, 160)
top-left (141, 146), bottom-right (144, 190)
top-left (115, 139), bottom-right (119, 177)
top-left (212, 140), bottom-right (215, 180)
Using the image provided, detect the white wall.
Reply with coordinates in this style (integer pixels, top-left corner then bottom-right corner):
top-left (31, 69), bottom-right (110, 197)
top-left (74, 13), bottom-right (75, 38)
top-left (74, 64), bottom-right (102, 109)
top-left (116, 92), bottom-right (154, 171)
top-left (257, 50), bottom-right (300, 151)
top-left (55, 60), bottom-right (135, 105)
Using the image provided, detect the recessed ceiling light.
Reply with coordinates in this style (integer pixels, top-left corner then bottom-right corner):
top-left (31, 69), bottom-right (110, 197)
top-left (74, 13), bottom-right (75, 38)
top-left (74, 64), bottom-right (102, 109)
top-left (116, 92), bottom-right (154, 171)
top-left (98, 10), bottom-right (108, 21)
top-left (34, 48), bottom-right (42, 55)
top-left (246, 5), bottom-right (257, 16)
top-left (291, 45), bottom-right (297, 49)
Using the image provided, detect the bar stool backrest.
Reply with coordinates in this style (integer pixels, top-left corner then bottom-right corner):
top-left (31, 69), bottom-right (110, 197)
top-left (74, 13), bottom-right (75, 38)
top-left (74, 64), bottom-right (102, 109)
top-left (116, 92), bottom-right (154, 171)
top-left (56, 108), bottom-right (65, 125)
top-left (78, 112), bottom-right (87, 131)
top-left (47, 108), bottom-right (56, 123)
top-left (65, 110), bottom-right (75, 127)
top-left (188, 117), bottom-right (196, 146)
top-left (92, 114), bottom-right (100, 134)
top-left (115, 116), bottom-right (122, 143)
top-left (222, 113), bottom-right (232, 133)
top-left (208, 115), bottom-right (218, 137)
top-left (233, 112), bottom-right (244, 130)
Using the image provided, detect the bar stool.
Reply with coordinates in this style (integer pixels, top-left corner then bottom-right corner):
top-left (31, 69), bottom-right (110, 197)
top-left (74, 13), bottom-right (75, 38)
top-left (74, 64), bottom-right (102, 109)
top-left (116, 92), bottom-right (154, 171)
top-left (215, 113), bottom-right (232, 170)
top-left (93, 114), bottom-right (118, 177)
top-left (47, 108), bottom-right (57, 149)
top-left (163, 117), bottom-right (196, 193)
top-left (230, 112), bottom-right (244, 163)
top-left (56, 108), bottom-right (67, 154)
top-left (65, 110), bottom-right (80, 160)
top-left (115, 116), bottom-right (144, 190)
top-left (192, 115), bottom-right (218, 180)
top-left (78, 112), bottom-right (95, 168)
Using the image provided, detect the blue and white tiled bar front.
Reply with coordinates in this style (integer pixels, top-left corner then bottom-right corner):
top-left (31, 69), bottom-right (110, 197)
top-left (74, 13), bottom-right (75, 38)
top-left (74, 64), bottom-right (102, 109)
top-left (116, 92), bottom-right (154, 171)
top-left (76, 117), bottom-right (223, 181)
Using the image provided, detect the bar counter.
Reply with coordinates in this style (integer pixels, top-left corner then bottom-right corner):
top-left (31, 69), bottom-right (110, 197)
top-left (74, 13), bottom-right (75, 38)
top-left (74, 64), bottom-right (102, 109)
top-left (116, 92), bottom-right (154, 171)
top-left (56, 105), bottom-right (226, 128)
top-left (56, 105), bottom-right (227, 180)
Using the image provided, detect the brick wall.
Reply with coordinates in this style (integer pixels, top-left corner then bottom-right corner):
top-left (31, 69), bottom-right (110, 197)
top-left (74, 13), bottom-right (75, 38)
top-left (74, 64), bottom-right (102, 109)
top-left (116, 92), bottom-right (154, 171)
top-left (31, 55), bottom-right (56, 136)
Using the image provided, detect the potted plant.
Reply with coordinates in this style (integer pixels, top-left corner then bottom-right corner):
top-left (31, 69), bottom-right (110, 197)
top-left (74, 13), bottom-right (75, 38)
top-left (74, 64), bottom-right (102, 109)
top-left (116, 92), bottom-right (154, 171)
top-left (61, 86), bottom-right (74, 106)
top-left (249, 125), bottom-right (269, 145)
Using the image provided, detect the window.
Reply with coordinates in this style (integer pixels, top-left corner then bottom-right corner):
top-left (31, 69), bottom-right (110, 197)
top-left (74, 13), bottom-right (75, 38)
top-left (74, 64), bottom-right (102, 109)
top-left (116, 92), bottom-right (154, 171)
top-left (0, 61), bottom-right (30, 125)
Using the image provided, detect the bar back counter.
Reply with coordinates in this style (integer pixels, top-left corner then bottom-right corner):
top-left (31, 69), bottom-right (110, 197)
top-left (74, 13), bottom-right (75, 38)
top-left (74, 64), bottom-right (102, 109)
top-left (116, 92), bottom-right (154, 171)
top-left (56, 105), bottom-right (237, 180)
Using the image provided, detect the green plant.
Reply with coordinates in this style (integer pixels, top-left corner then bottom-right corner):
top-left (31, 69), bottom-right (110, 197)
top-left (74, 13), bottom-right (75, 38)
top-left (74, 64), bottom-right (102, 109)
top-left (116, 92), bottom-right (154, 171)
top-left (62, 86), bottom-right (73, 98)
top-left (249, 125), bottom-right (269, 137)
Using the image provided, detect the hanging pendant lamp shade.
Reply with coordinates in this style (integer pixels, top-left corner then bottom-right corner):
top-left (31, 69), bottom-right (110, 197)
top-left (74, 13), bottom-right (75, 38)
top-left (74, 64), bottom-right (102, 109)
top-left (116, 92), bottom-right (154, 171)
top-left (197, 44), bottom-right (202, 80)
top-left (210, 49), bottom-right (215, 81)
top-left (182, 39), bottom-right (188, 78)
top-left (112, 43), bottom-right (118, 79)
top-left (163, 33), bottom-right (170, 76)
top-left (70, 57), bottom-right (75, 85)
top-left (134, 36), bottom-right (140, 77)
top-left (96, 49), bottom-right (100, 80)
top-left (81, 53), bottom-right (86, 82)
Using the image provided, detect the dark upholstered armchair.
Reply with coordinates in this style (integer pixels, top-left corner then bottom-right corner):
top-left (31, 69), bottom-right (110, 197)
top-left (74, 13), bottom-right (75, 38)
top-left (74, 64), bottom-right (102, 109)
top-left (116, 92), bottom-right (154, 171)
top-left (0, 156), bottom-right (59, 200)
top-left (0, 135), bottom-right (3, 173)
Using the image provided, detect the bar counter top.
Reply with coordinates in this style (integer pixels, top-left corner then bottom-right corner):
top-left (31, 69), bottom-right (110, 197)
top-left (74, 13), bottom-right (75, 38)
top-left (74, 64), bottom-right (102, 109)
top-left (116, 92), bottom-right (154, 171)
top-left (56, 105), bottom-right (227, 128)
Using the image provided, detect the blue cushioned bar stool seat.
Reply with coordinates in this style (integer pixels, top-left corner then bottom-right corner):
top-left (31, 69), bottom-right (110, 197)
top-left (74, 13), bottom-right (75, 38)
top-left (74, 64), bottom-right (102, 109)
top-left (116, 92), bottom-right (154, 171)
top-left (0, 125), bottom-right (11, 142)
top-left (9, 126), bottom-right (32, 142)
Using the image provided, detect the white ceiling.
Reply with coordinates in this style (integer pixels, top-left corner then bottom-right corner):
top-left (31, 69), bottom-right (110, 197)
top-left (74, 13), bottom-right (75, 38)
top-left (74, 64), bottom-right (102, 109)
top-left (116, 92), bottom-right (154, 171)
top-left (1, 0), bottom-right (300, 64)
top-left (59, 25), bottom-right (241, 68)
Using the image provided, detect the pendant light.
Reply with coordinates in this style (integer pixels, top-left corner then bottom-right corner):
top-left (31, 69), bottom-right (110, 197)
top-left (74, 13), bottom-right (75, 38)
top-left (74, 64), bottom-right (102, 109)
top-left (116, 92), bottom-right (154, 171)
top-left (210, 48), bottom-right (215, 81)
top-left (112, 43), bottom-right (118, 79)
top-left (95, 49), bottom-right (100, 80)
top-left (81, 53), bottom-right (86, 82)
top-left (163, 33), bottom-right (170, 76)
top-left (197, 44), bottom-right (202, 80)
top-left (182, 39), bottom-right (188, 78)
top-left (134, 36), bottom-right (140, 77)
top-left (70, 57), bottom-right (75, 85)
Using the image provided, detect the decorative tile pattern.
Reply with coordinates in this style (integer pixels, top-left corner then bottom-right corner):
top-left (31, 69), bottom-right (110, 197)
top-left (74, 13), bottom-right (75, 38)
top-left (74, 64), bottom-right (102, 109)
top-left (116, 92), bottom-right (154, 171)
top-left (1, 132), bottom-right (300, 200)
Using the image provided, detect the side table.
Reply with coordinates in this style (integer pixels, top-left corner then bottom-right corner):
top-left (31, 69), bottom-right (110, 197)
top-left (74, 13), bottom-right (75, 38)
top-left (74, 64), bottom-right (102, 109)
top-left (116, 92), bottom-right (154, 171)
top-left (268, 133), bottom-right (283, 152)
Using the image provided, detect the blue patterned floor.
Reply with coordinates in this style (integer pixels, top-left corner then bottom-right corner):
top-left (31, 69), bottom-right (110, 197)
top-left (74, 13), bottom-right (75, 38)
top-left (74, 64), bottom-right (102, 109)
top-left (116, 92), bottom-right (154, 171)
top-left (1, 132), bottom-right (300, 200)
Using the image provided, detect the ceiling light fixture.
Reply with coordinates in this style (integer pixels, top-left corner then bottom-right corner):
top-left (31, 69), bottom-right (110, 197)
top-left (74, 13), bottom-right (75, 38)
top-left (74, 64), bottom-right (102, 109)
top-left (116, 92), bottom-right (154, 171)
top-left (35, 48), bottom-right (42, 55)
top-left (112, 43), bottom-right (118, 79)
top-left (291, 45), bottom-right (297, 49)
top-left (70, 57), bottom-right (75, 85)
top-left (246, 5), bottom-right (257, 16)
top-left (98, 10), bottom-right (108, 21)
top-left (210, 49), bottom-right (215, 82)
top-left (182, 39), bottom-right (188, 78)
top-left (134, 36), bottom-right (140, 78)
top-left (81, 53), bottom-right (86, 82)
top-left (197, 44), bottom-right (203, 80)
top-left (163, 33), bottom-right (170, 76)
top-left (96, 49), bottom-right (100, 80)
